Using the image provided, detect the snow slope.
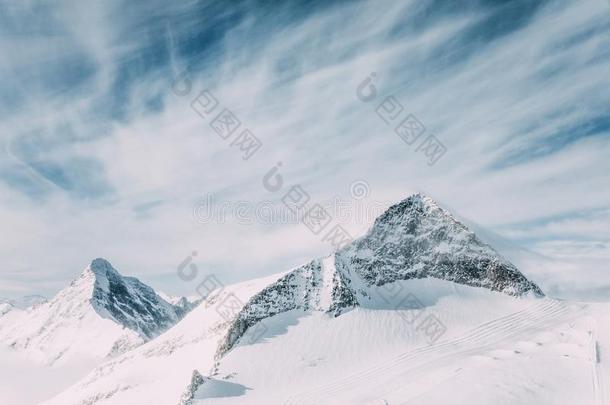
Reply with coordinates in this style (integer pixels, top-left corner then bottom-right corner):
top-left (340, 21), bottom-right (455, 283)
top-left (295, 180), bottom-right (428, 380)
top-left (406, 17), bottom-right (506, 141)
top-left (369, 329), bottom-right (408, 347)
top-left (41, 273), bottom-right (286, 405)
top-left (25, 278), bottom-right (610, 405)
top-left (0, 346), bottom-right (98, 405)
top-left (195, 279), bottom-right (605, 405)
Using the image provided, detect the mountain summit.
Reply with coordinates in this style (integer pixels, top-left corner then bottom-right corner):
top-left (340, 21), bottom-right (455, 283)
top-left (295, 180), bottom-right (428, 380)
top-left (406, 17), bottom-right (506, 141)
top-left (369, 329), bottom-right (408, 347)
top-left (337, 193), bottom-right (543, 296)
top-left (87, 258), bottom-right (187, 338)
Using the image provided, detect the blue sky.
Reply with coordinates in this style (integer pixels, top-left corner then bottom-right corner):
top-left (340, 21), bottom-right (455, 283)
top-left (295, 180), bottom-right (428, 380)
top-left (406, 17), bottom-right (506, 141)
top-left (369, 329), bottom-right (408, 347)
top-left (1, 0), bottom-right (609, 300)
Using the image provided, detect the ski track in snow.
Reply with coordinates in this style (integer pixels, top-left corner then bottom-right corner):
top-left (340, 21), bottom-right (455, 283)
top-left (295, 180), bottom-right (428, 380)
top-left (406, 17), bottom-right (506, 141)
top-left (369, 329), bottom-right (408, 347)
top-left (284, 299), bottom-right (577, 404)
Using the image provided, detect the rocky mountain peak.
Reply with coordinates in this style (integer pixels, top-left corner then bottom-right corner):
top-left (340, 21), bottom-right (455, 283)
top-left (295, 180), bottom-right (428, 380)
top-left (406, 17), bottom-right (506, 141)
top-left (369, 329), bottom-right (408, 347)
top-left (84, 259), bottom-right (187, 339)
top-left (83, 258), bottom-right (124, 295)
top-left (0, 258), bottom-right (192, 365)
top-left (338, 194), bottom-right (543, 296)
top-left (89, 257), bottom-right (120, 277)
top-left (369, 193), bottom-right (466, 238)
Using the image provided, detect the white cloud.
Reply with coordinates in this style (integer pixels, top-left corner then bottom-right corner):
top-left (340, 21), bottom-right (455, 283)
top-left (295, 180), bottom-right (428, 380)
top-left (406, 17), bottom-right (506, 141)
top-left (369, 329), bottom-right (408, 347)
top-left (1, 0), bottom-right (609, 300)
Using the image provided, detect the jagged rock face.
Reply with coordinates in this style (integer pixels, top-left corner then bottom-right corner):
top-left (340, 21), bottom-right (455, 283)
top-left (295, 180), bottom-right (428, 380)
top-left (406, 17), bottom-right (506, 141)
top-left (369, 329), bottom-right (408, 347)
top-left (216, 258), bottom-right (358, 358)
top-left (336, 194), bottom-right (543, 297)
top-left (89, 258), bottom-right (186, 339)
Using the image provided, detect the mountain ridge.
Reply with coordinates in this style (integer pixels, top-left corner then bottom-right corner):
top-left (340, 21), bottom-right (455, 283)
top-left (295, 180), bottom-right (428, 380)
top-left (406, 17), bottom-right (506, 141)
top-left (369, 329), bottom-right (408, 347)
top-left (37, 194), bottom-right (547, 404)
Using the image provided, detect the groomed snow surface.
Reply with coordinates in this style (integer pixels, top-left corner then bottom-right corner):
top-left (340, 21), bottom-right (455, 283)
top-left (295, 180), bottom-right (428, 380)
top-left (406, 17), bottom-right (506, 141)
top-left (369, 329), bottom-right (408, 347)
top-left (2, 277), bottom-right (606, 405)
top-left (195, 279), bottom-right (610, 405)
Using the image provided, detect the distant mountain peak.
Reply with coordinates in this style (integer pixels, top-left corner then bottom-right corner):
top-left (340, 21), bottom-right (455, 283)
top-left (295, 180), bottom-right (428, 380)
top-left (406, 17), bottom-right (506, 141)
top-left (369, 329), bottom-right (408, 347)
top-left (84, 259), bottom-right (187, 339)
top-left (0, 302), bottom-right (15, 316)
top-left (89, 257), bottom-right (120, 276)
top-left (84, 257), bottom-right (122, 294)
top-left (0, 258), bottom-right (192, 364)
top-left (0, 294), bottom-right (47, 310)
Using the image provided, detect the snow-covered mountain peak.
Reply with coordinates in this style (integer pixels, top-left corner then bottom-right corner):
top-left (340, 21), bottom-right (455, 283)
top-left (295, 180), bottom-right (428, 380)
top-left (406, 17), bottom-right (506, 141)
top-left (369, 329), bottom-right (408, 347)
top-left (80, 259), bottom-right (188, 339)
top-left (369, 193), bottom-right (465, 236)
top-left (338, 193), bottom-right (543, 297)
top-left (90, 257), bottom-right (118, 274)
top-left (0, 259), bottom-right (191, 365)
top-left (402, 192), bottom-right (438, 208)
top-left (213, 194), bottom-right (543, 358)
top-left (87, 258), bottom-right (120, 290)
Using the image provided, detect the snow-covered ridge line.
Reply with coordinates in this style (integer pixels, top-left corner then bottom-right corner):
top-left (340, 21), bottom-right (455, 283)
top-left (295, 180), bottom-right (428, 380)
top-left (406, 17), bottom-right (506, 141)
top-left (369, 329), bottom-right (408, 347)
top-left (214, 193), bottom-right (543, 358)
top-left (214, 259), bottom-right (357, 359)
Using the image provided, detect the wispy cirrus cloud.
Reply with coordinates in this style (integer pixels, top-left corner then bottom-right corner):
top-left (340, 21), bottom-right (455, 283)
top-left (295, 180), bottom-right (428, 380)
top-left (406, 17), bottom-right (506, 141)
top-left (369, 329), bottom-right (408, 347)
top-left (0, 0), bottom-right (609, 300)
